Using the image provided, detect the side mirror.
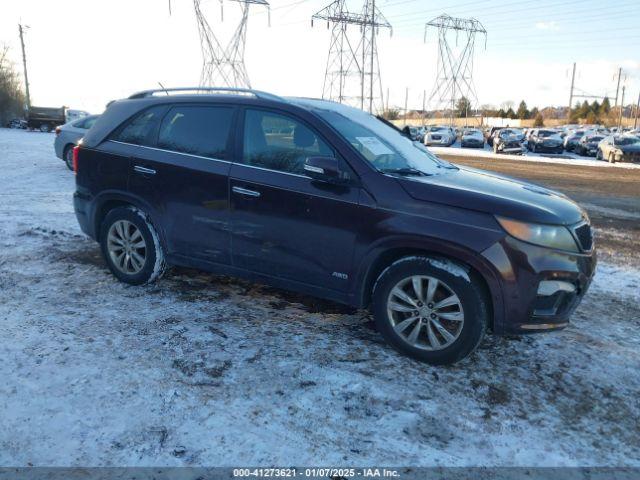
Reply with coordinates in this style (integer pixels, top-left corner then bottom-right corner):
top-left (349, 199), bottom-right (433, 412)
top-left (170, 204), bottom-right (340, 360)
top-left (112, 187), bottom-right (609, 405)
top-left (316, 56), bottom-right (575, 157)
top-left (304, 156), bottom-right (341, 182)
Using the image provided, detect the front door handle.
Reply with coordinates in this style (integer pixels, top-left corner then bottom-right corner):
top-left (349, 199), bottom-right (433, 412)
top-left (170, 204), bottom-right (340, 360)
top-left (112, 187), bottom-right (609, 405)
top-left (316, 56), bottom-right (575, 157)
top-left (134, 165), bottom-right (156, 175)
top-left (232, 186), bottom-right (261, 198)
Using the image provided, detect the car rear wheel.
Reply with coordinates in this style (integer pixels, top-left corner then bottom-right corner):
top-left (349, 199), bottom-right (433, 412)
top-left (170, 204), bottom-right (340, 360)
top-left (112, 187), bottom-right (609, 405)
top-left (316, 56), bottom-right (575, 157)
top-left (372, 256), bottom-right (487, 365)
top-left (63, 145), bottom-right (74, 170)
top-left (100, 206), bottom-right (166, 285)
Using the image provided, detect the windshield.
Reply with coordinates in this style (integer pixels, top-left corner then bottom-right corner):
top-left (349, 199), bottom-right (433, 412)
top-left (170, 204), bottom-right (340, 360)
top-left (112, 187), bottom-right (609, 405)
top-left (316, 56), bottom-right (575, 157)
top-left (586, 136), bottom-right (604, 142)
top-left (538, 130), bottom-right (555, 137)
top-left (463, 129), bottom-right (479, 135)
top-left (615, 136), bottom-right (639, 146)
top-left (313, 109), bottom-right (456, 176)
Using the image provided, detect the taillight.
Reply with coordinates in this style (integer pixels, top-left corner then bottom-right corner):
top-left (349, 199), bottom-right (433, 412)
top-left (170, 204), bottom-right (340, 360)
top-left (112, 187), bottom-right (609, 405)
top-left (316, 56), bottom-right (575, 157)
top-left (72, 146), bottom-right (80, 174)
top-left (55, 126), bottom-right (61, 136)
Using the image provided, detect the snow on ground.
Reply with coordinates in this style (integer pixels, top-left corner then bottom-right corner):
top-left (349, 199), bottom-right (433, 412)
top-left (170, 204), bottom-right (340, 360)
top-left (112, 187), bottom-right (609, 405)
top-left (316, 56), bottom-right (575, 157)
top-left (1, 128), bottom-right (640, 467)
top-left (429, 142), bottom-right (640, 169)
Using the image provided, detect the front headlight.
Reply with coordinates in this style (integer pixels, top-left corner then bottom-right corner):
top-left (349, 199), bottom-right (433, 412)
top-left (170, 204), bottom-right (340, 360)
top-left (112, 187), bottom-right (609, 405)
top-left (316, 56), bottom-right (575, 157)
top-left (496, 216), bottom-right (579, 252)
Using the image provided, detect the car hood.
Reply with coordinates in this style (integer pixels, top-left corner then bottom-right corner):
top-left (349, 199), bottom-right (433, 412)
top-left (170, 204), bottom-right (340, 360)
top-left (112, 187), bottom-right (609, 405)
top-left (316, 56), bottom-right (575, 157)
top-left (397, 166), bottom-right (584, 225)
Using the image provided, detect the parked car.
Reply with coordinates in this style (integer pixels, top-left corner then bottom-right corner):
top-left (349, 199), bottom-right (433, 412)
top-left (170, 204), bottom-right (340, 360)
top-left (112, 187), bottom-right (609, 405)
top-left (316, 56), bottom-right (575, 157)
top-left (73, 87), bottom-right (596, 365)
top-left (563, 130), bottom-right (585, 152)
top-left (597, 135), bottom-right (640, 163)
top-left (54, 114), bottom-right (100, 170)
top-left (27, 106), bottom-right (67, 132)
top-left (402, 126), bottom-right (423, 143)
top-left (460, 128), bottom-right (484, 148)
top-left (527, 129), bottom-right (564, 154)
top-left (486, 127), bottom-right (503, 147)
top-left (6, 118), bottom-right (27, 129)
top-left (493, 128), bottom-right (525, 155)
top-left (575, 134), bottom-right (605, 157)
top-left (424, 126), bottom-right (456, 147)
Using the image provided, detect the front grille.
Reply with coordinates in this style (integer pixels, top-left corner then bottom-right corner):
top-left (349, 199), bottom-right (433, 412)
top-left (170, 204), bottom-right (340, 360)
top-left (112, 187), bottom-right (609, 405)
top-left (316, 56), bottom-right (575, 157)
top-left (573, 223), bottom-right (593, 251)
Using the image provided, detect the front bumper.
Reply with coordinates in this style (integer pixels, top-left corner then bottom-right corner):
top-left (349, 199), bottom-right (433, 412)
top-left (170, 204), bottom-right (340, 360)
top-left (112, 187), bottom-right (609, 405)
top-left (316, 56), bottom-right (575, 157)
top-left (616, 152), bottom-right (640, 163)
top-left (535, 142), bottom-right (563, 152)
top-left (481, 235), bottom-right (596, 334)
top-left (426, 137), bottom-right (452, 146)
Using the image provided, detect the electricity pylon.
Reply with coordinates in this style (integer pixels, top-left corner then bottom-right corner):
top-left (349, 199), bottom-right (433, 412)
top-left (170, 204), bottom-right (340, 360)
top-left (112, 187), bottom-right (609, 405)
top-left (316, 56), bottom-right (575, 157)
top-left (424, 14), bottom-right (486, 124)
top-left (312, 0), bottom-right (391, 114)
top-left (193, 0), bottom-right (269, 88)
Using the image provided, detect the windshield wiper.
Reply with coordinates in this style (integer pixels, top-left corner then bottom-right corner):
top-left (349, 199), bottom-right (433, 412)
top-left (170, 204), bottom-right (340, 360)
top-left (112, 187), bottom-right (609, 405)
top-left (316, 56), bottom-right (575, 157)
top-left (381, 167), bottom-right (429, 176)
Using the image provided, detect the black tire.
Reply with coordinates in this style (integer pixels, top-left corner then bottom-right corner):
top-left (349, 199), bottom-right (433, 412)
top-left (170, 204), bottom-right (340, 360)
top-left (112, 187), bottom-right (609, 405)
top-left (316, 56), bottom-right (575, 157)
top-left (39, 123), bottom-right (51, 133)
top-left (532, 143), bottom-right (537, 153)
top-left (63, 144), bottom-right (74, 170)
top-left (99, 206), bottom-right (167, 285)
top-left (371, 256), bottom-right (488, 365)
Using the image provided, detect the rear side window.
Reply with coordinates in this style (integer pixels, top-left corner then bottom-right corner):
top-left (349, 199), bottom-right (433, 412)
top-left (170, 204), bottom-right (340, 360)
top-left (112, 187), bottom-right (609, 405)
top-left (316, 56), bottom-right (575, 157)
top-left (158, 105), bottom-right (234, 159)
top-left (112, 105), bottom-right (165, 146)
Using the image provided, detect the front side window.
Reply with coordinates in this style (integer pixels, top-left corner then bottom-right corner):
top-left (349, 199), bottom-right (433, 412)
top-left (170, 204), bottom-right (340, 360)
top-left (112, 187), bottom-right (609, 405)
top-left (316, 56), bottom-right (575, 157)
top-left (311, 106), bottom-right (455, 176)
top-left (112, 106), bottom-right (165, 146)
top-left (242, 109), bottom-right (334, 175)
top-left (158, 105), bottom-right (234, 159)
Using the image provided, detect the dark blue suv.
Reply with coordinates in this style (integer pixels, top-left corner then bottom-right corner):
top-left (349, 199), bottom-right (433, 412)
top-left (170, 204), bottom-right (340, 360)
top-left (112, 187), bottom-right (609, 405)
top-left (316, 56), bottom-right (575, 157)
top-left (73, 87), bottom-right (596, 364)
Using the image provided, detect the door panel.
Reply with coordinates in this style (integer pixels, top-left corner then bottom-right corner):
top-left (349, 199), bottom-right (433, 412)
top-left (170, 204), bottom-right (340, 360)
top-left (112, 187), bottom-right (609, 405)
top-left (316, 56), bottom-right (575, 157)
top-left (230, 163), bottom-right (361, 291)
top-left (129, 146), bottom-right (232, 263)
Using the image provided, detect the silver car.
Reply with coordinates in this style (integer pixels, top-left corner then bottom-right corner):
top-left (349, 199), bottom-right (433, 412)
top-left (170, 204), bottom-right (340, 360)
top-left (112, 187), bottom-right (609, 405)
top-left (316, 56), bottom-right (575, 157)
top-left (424, 126), bottom-right (456, 147)
top-left (54, 115), bottom-right (99, 169)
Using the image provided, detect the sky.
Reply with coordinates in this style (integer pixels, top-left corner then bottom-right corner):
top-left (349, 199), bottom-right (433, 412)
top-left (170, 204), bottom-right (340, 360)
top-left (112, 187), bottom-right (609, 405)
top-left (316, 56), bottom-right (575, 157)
top-left (1, 0), bottom-right (639, 114)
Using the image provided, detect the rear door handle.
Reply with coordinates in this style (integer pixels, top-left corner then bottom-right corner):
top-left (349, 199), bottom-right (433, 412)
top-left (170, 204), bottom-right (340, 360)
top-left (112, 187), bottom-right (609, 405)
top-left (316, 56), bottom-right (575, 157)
top-left (232, 186), bottom-right (261, 198)
top-left (134, 165), bottom-right (156, 175)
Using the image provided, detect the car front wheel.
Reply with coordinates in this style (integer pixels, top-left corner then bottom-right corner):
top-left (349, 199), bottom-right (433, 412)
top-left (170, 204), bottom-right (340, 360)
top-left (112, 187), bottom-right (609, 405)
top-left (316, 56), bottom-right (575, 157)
top-left (372, 256), bottom-right (488, 365)
top-left (100, 206), bottom-right (167, 285)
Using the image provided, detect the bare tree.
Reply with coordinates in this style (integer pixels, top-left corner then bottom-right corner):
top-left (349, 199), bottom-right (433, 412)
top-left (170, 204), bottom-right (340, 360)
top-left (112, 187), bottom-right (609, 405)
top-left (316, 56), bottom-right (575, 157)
top-left (0, 45), bottom-right (26, 125)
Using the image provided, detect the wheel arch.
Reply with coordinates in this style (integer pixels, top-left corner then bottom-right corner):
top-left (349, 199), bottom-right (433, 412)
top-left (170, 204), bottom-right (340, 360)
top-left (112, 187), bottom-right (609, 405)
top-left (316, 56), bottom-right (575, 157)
top-left (354, 240), bottom-right (503, 331)
top-left (92, 192), bottom-right (168, 251)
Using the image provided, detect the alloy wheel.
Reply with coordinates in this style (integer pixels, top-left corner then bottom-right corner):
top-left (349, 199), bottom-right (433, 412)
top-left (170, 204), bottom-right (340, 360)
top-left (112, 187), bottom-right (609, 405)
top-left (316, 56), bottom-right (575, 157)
top-left (107, 220), bottom-right (147, 274)
top-left (386, 275), bottom-right (464, 351)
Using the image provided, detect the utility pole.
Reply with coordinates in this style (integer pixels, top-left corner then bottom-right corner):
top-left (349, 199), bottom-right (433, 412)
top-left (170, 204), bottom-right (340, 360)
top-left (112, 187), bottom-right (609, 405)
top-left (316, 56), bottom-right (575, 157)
top-left (369, 0), bottom-right (375, 114)
top-left (618, 85), bottom-right (625, 130)
top-left (404, 87), bottom-right (408, 126)
top-left (634, 91), bottom-right (640, 129)
top-left (386, 87), bottom-right (389, 113)
top-left (614, 67), bottom-right (622, 107)
top-left (568, 62), bottom-right (576, 121)
top-left (18, 24), bottom-right (31, 109)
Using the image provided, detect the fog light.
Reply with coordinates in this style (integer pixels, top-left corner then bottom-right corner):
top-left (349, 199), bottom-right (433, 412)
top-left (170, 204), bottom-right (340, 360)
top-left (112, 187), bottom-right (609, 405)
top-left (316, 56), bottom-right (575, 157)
top-left (537, 280), bottom-right (576, 296)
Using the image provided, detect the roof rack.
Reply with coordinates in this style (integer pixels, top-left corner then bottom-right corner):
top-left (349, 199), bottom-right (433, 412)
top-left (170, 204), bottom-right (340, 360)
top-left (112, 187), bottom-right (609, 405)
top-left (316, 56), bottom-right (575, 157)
top-left (128, 87), bottom-right (283, 102)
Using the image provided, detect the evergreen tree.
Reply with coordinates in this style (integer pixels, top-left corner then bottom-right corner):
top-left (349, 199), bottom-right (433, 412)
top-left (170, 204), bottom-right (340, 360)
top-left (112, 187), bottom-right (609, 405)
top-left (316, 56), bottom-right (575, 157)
top-left (455, 96), bottom-right (472, 118)
top-left (579, 100), bottom-right (590, 118)
top-left (600, 97), bottom-right (611, 115)
top-left (506, 107), bottom-right (517, 119)
top-left (533, 113), bottom-right (544, 127)
top-left (516, 100), bottom-right (529, 120)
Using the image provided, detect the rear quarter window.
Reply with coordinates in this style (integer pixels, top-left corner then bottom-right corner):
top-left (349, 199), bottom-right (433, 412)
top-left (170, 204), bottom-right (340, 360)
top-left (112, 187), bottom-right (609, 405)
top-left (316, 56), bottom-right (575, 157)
top-left (111, 105), bottom-right (166, 146)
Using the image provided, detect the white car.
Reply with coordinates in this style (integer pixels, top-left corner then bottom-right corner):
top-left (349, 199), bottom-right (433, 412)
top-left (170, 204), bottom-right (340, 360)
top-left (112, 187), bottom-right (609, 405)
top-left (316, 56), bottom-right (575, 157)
top-left (424, 126), bottom-right (456, 147)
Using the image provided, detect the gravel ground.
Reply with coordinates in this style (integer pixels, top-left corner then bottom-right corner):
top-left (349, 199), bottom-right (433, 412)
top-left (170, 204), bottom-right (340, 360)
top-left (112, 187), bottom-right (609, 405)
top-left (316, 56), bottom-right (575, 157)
top-left (1, 129), bottom-right (639, 467)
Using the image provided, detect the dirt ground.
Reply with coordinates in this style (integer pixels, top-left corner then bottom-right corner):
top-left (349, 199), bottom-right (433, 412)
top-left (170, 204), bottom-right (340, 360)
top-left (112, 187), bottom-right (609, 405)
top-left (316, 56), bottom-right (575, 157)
top-left (441, 154), bottom-right (640, 269)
